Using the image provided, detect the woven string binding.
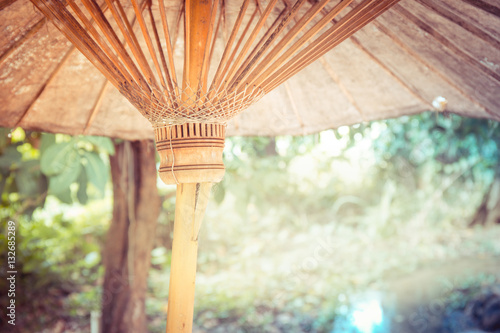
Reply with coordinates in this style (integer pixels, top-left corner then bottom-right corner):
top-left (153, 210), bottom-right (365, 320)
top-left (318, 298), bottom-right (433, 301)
top-left (120, 83), bottom-right (265, 127)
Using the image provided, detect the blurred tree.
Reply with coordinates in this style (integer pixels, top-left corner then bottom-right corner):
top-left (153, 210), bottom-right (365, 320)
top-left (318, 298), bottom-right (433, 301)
top-left (471, 163), bottom-right (500, 226)
top-left (368, 112), bottom-right (499, 225)
top-left (101, 140), bottom-right (160, 333)
top-left (0, 128), bottom-right (163, 332)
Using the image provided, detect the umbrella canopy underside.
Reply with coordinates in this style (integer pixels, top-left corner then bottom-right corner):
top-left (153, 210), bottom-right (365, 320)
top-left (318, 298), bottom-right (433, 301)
top-left (0, 0), bottom-right (499, 140)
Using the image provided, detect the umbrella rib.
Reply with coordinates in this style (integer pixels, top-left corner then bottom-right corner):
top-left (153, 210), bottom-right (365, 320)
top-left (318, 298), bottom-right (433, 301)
top-left (393, 3), bottom-right (500, 83)
top-left (171, 1), bottom-right (185, 54)
top-left (84, 79), bottom-right (110, 134)
top-left (263, 0), bottom-right (399, 92)
top-left (0, 0), bottom-right (17, 11)
top-left (31, 0), bottom-right (123, 89)
top-left (68, 0), bottom-right (144, 90)
top-left (228, 2), bottom-right (292, 91)
top-left (198, 0), bottom-right (220, 96)
top-left (283, 81), bottom-right (305, 129)
top-left (210, 0), bottom-right (252, 94)
top-left (372, 10), bottom-right (496, 116)
top-left (208, 3), bottom-right (224, 79)
top-left (461, 0), bottom-right (500, 18)
top-left (316, 4), bottom-right (432, 110)
top-left (318, 57), bottom-right (366, 121)
top-left (106, 0), bottom-right (157, 92)
top-left (417, 0), bottom-right (500, 50)
top-left (0, 18), bottom-right (46, 66)
top-left (349, 34), bottom-right (433, 108)
top-left (214, 5), bottom-right (259, 93)
top-left (158, 0), bottom-right (179, 93)
top-left (130, 0), bottom-right (168, 89)
top-left (14, 45), bottom-right (76, 127)
top-left (237, 0), bottom-right (331, 90)
top-left (79, 0), bottom-right (148, 90)
top-left (223, 0), bottom-right (279, 90)
top-left (250, 0), bottom-right (355, 89)
top-left (148, 5), bottom-right (175, 94)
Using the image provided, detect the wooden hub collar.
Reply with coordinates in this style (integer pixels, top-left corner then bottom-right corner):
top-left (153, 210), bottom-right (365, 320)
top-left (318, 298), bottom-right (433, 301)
top-left (154, 123), bottom-right (226, 184)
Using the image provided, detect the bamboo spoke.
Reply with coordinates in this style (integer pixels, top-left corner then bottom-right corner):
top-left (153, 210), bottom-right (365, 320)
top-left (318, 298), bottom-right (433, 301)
top-left (208, 4), bottom-right (224, 78)
top-left (210, 0), bottom-right (252, 93)
top-left (215, 5), bottom-right (259, 92)
top-left (251, 0), bottom-right (355, 88)
top-left (107, 0), bottom-right (157, 91)
top-left (198, 0), bottom-right (220, 95)
top-left (264, 0), bottom-right (400, 92)
top-left (235, 0), bottom-right (332, 90)
top-left (67, 1), bottom-right (142, 89)
top-left (130, 0), bottom-right (168, 89)
top-left (171, 1), bottom-right (185, 55)
top-left (158, 0), bottom-right (179, 92)
top-left (227, 3), bottom-right (289, 90)
top-left (79, 0), bottom-right (148, 90)
top-left (149, 5), bottom-right (175, 93)
top-left (34, 0), bottom-right (400, 120)
top-left (31, 0), bottom-right (122, 89)
top-left (223, 0), bottom-right (279, 88)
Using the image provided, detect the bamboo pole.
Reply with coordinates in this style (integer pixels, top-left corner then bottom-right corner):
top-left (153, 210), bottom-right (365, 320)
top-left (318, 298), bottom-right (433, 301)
top-left (166, 1), bottom-right (213, 332)
top-left (167, 183), bottom-right (212, 333)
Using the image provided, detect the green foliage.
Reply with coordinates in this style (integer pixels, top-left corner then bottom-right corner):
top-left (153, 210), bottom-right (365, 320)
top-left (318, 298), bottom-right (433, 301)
top-left (2, 113), bottom-right (500, 332)
top-left (0, 129), bottom-right (48, 217)
top-left (83, 151), bottom-right (108, 194)
top-left (0, 204), bottom-right (108, 331)
top-left (370, 112), bottom-right (499, 179)
top-left (0, 128), bottom-right (114, 215)
top-left (0, 127), bottom-right (114, 330)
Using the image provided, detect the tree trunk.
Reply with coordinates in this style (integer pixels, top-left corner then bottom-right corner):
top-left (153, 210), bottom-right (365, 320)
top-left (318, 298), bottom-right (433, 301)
top-left (100, 140), bottom-right (161, 333)
top-left (471, 164), bottom-right (500, 227)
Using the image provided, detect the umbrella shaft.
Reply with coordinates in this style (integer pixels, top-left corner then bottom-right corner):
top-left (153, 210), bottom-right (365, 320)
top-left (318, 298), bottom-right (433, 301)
top-left (167, 182), bottom-right (212, 333)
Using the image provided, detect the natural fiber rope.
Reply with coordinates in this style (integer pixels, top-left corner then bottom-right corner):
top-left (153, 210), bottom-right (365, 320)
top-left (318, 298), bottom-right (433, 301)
top-left (168, 126), bottom-right (179, 185)
top-left (120, 84), bottom-right (265, 127)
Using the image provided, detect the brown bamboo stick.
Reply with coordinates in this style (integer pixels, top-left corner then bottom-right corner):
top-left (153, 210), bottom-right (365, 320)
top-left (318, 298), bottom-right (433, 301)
top-left (210, 0), bottom-right (252, 93)
top-left (167, 183), bottom-right (212, 333)
top-left (15, 45), bottom-right (77, 127)
top-left (228, 0), bottom-right (310, 90)
top-left (158, 0), bottom-right (179, 92)
top-left (234, 0), bottom-right (331, 90)
top-left (262, 0), bottom-right (379, 90)
top-left (148, 5), bottom-right (175, 93)
top-left (222, 0), bottom-right (279, 89)
top-left (208, 4), bottom-right (224, 79)
top-left (264, 0), bottom-right (399, 92)
top-left (84, 80), bottom-right (110, 134)
top-left (171, 1), bottom-right (185, 54)
top-left (227, 3), bottom-right (289, 90)
top-left (68, 0), bottom-right (144, 90)
top-left (130, 0), bottom-right (168, 89)
top-left (250, 0), bottom-right (355, 89)
top-left (31, 0), bottom-right (122, 89)
top-left (198, 0), bottom-right (220, 95)
top-left (0, 18), bottom-right (46, 66)
top-left (79, 0), bottom-right (149, 90)
top-left (215, 6), bottom-right (259, 92)
top-left (110, 0), bottom-right (158, 90)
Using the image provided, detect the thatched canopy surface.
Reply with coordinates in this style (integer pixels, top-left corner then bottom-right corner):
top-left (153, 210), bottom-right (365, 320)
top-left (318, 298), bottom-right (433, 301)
top-left (1, 0), bottom-right (499, 139)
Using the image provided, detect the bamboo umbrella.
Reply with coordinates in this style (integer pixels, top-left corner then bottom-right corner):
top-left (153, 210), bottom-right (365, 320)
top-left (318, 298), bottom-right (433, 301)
top-left (23, 1), bottom-right (403, 331)
top-left (1, 0), bottom-right (500, 332)
top-left (1, 1), bottom-right (499, 138)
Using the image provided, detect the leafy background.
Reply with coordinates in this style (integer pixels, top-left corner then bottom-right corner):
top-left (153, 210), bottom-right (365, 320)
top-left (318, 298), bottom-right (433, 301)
top-left (0, 111), bottom-right (499, 332)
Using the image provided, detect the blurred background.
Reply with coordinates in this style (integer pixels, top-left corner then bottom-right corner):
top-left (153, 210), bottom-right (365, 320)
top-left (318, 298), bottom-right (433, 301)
top-left (0, 111), bottom-right (499, 333)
